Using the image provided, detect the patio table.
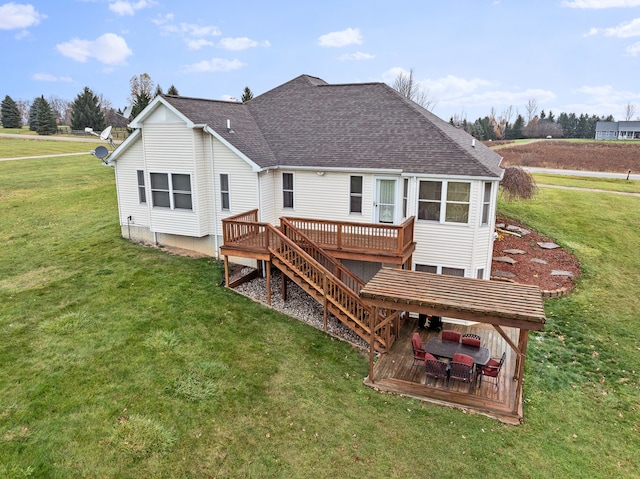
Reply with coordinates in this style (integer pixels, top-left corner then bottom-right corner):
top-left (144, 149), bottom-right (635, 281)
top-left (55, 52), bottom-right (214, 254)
top-left (423, 337), bottom-right (491, 387)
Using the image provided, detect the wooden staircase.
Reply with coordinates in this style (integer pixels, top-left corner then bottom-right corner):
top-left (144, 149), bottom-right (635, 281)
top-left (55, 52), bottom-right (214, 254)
top-left (221, 210), bottom-right (401, 352)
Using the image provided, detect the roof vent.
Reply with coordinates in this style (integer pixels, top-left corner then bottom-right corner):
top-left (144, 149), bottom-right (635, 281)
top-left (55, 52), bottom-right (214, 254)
top-left (472, 138), bottom-right (476, 148)
top-left (226, 119), bottom-right (234, 134)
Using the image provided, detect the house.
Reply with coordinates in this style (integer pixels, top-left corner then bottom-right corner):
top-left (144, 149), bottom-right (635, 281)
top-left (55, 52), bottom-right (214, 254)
top-left (108, 74), bottom-right (504, 284)
top-left (595, 120), bottom-right (640, 140)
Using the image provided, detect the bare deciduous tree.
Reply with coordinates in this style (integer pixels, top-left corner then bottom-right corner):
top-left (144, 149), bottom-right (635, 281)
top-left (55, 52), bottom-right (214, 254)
top-left (624, 101), bottom-right (636, 121)
top-left (129, 73), bottom-right (155, 104)
top-left (525, 98), bottom-right (538, 125)
top-left (392, 68), bottom-right (437, 111)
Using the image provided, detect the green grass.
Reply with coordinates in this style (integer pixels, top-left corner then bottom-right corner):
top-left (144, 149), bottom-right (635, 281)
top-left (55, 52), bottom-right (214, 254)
top-left (532, 174), bottom-right (640, 193)
top-left (0, 137), bottom-right (100, 158)
top-left (1, 145), bottom-right (639, 478)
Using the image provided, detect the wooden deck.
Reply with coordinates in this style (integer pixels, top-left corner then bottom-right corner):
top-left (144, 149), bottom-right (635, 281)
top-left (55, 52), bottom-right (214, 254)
top-left (365, 318), bottom-right (524, 425)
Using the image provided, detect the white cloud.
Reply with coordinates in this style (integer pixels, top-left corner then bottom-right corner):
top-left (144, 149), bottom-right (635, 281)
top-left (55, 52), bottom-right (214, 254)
top-left (564, 0), bottom-right (640, 8)
top-left (0, 2), bottom-right (46, 30)
top-left (109, 0), bottom-right (157, 16)
top-left (187, 38), bottom-right (214, 50)
top-left (217, 37), bottom-right (270, 51)
top-left (33, 73), bottom-right (72, 82)
top-left (318, 27), bottom-right (362, 47)
top-left (601, 18), bottom-right (640, 37)
top-left (626, 40), bottom-right (640, 54)
top-left (56, 33), bottom-right (133, 65)
top-left (182, 58), bottom-right (245, 73)
top-left (338, 51), bottom-right (375, 61)
top-left (162, 22), bottom-right (221, 37)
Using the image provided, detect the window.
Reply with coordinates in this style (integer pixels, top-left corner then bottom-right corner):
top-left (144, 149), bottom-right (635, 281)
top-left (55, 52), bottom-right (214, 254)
top-left (476, 268), bottom-right (485, 279)
top-left (481, 181), bottom-right (492, 225)
top-left (418, 180), bottom-right (470, 224)
top-left (349, 175), bottom-right (363, 213)
top-left (417, 181), bottom-right (442, 221)
top-left (415, 264), bottom-right (465, 277)
top-left (220, 174), bottom-right (230, 211)
top-left (442, 267), bottom-right (465, 277)
top-left (402, 178), bottom-right (409, 218)
top-left (415, 264), bottom-right (437, 274)
top-left (137, 170), bottom-right (146, 204)
top-left (150, 173), bottom-right (192, 210)
top-left (282, 172), bottom-right (294, 208)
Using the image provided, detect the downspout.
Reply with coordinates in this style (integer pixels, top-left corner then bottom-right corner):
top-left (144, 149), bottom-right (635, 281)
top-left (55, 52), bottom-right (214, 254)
top-left (208, 129), bottom-right (220, 257)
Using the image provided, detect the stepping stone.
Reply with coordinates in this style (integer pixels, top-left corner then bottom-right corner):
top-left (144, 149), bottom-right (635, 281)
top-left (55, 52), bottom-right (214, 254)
top-left (492, 270), bottom-right (516, 278)
top-left (493, 256), bottom-right (517, 264)
top-left (507, 225), bottom-right (531, 235)
top-left (551, 270), bottom-right (574, 277)
top-left (503, 249), bottom-right (526, 255)
top-left (530, 258), bottom-right (548, 265)
top-left (495, 223), bottom-right (505, 229)
top-left (538, 242), bottom-right (560, 249)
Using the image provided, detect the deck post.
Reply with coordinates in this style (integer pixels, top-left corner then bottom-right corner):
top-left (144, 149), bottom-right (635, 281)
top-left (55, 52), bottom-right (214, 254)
top-left (281, 269), bottom-right (287, 301)
top-left (369, 307), bottom-right (377, 383)
top-left (224, 255), bottom-right (229, 288)
top-left (266, 260), bottom-right (272, 306)
top-left (513, 329), bottom-right (529, 414)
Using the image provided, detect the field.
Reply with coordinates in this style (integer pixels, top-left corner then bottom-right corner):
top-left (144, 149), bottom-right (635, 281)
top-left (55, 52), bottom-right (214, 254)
top-left (495, 140), bottom-right (640, 173)
top-left (1, 141), bottom-right (639, 478)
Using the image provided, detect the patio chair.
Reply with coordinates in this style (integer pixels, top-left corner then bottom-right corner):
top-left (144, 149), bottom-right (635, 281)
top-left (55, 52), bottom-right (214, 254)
top-left (461, 333), bottom-right (481, 341)
top-left (448, 353), bottom-right (475, 392)
top-left (461, 336), bottom-right (481, 347)
top-left (478, 352), bottom-right (506, 390)
top-left (411, 332), bottom-right (428, 363)
top-left (441, 330), bottom-right (461, 343)
top-left (425, 357), bottom-right (449, 387)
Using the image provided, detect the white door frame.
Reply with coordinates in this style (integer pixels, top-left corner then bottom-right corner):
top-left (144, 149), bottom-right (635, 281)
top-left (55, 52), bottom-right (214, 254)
top-left (372, 176), bottom-right (399, 224)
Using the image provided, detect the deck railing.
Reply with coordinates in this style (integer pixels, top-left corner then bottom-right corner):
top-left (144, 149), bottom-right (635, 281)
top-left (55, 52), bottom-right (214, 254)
top-left (284, 216), bottom-right (415, 256)
top-left (222, 209), bottom-right (269, 251)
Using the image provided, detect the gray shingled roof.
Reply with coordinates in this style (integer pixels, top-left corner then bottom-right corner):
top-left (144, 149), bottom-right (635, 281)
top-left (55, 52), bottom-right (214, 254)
top-left (162, 75), bottom-right (503, 178)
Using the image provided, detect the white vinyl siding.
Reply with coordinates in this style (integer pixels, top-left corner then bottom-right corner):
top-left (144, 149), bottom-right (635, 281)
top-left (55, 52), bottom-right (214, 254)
top-left (114, 138), bottom-right (150, 227)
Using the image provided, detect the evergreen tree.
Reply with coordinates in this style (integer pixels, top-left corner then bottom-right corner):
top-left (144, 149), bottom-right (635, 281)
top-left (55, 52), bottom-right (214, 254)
top-left (71, 87), bottom-right (106, 131)
top-left (167, 84), bottom-right (179, 96)
top-left (241, 86), bottom-right (254, 103)
top-left (1, 95), bottom-right (22, 128)
top-left (154, 84), bottom-right (164, 97)
top-left (35, 96), bottom-right (57, 135)
top-left (511, 115), bottom-right (525, 139)
top-left (28, 96), bottom-right (43, 131)
top-left (131, 91), bottom-right (152, 119)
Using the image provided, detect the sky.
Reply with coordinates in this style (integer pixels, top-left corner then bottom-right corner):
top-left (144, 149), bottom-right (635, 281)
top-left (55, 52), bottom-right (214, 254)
top-left (2, 0), bottom-right (640, 124)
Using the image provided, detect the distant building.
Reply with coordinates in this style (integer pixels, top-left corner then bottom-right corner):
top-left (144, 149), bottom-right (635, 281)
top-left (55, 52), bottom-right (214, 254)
top-left (595, 121), bottom-right (640, 140)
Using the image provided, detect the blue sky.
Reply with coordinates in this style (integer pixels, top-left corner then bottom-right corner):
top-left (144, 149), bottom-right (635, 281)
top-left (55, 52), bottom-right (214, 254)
top-left (2, 0), bottom-right (640, 123)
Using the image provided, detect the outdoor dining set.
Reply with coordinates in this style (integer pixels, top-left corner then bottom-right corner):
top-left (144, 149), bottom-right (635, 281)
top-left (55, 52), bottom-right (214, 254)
top-left (412, 329), bottom-right (506, 392)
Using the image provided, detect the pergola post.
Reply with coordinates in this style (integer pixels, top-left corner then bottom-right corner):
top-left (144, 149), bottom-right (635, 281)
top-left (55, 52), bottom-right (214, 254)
top-left (513, 329), bottom-right (530, 414)
top-left (369, 307), bottom-right (377, 383)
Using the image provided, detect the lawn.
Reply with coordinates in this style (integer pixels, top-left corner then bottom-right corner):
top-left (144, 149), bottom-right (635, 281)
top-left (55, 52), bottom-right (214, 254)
top-left (1, 149), bottom-right (639, 478)
top-left (0, 136), bottom-right (101, 158)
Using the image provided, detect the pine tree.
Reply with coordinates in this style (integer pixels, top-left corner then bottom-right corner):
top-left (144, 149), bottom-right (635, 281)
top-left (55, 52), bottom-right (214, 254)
top-left (241, 86), bottom-right (254, 103)
top-left (167, 85), bottom-right (179, 96)
top-left (131, 91), bottom-right (152, 119)
top-left (29, 96), bottom-right (43, 131)
top-left (71, 87), bottom-right (105, 131)
top-left (35, 96), bottom-right (57, 135)
top-left (1, 95), bottom-right (22, 128)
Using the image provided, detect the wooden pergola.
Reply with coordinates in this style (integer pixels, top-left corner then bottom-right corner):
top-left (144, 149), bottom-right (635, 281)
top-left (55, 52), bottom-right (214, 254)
top-left (359, 268), bottom-right (546, 420)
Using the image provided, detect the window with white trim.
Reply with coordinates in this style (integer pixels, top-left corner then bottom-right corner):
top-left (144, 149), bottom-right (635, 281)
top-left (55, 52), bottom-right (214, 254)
top-left (442, 267), bottom-right (465, 277)
top-left (220, 173), bottom-right (230, 211)
top-left (481, 181), bottom-right (492, 225)
top-left (415, 264), bottom-right (465, 277)
top-left (417, 180), bottom-right (470, 224)
top-left (150, 173), bottom-right (192, 210)
top-left (349, 175), bottom-right (363, 213)
top-left (137, 170), bottom-right (146, 204)
top-left (402, 178), bottom-right (409, 218)
top-left (415, 264), bottom-right (437, 274)
top-left (282, 172), bottom-right (294, 208)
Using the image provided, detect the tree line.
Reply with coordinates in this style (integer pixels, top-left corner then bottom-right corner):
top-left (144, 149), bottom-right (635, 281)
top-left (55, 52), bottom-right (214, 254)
top-left (0, 73), bottom-right (181, 135)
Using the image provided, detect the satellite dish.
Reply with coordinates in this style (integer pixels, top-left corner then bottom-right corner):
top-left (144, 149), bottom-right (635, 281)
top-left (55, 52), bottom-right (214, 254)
top-left (100, 125), bottom-right (113, 141)
top-left (122, 106), bottom-right (133, 118)
top-left (94, 145), bottom-right (109, 159)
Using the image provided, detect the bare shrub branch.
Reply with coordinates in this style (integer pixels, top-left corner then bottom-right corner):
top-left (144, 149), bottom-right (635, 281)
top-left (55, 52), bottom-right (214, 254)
top-left (500, 166), bottom-right (538, 201)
